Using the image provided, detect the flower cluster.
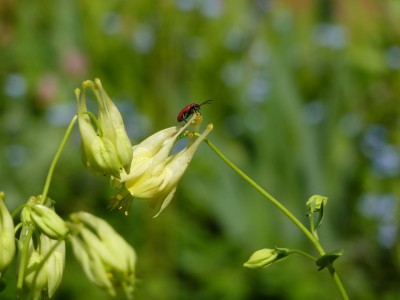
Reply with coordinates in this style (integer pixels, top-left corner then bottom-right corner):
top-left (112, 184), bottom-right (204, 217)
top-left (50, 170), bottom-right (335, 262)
top-left (77, 78), bottom-right (213, 216)
top-left (0, 78), bottom-right (212, 299)
top-left (11, 194), bottom-right (137, 299)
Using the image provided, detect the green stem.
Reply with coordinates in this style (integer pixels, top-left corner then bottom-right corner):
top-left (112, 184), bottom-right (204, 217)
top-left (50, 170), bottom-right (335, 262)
top-left (204, 138), bottom-right (349, 300)
top-left (290, 249), bottom-right (317, 261)
top-left (40, 115), bottom-right (78, 203)
top-left (204, 139), bottom-right (322, 252)
top-left (308, 213), bottom-right (318, 240)
top-left (17, 226), bottom-right (34, 293)
top-left (17, 116), bottom-right (77, 295)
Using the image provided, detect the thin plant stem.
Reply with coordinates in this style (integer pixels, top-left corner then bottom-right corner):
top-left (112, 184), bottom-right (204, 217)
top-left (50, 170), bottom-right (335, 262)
top-left (204, 139), bottom-right (322, 251)
top-left (17, 116), bottom-right (77, 294)
top-left (290, 249), bottom-right (317, 261)
top-left (40, 115), bottom-right (78, 203)
top-left (204, 138), bottom-right (349, 300)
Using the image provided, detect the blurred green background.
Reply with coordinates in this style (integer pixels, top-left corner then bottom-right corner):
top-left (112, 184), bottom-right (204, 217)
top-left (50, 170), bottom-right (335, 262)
top-left (1, 0), bottom-right (400, 299)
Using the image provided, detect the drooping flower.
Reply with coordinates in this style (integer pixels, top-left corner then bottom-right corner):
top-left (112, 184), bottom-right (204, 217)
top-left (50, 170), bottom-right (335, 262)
top-left (18, 195), bottom-right (66, 299)
top-left (69, 212), bottom-right (136, 299)
top-left (0, 191), bottom-right (16, 274)
top-left (110, 114), bottom-right (213, 217)
top-left (75, 78), bottom-right (132, 179)
top-left (22, 233), bottom-right (66, 299)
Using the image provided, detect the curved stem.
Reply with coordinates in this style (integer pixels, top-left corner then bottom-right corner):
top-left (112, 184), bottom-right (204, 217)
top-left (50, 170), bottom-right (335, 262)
top-left (204, 138), bottom-right (323, 253)
top-left (16, 116), bottom-right (77, 295)
top-left (40, 115), bottom-right (78, 203)
top-left (290, 249), bottom-right (317, 261)
top-left (204, 138), bottom-right (349, 300)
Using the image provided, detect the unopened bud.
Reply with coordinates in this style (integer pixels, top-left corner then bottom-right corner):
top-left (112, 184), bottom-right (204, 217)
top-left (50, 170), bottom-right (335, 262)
top-left (243, 248), bottom-right (279, 269)
top-left (0, 192), bottom-right (16, 273)
top-left (30, 205), bottom-right (68, 239)
top-left (306, 195), bottom-right (328, 213)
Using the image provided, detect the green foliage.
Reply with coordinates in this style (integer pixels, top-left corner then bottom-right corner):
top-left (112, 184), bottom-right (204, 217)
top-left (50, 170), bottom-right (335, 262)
top-left (1, 1), bottom-right (400, 299)
top-left (316, 249), bottom-right (344, 271)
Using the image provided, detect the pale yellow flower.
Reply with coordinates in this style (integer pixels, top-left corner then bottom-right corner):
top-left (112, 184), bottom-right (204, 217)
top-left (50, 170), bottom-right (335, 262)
top-left (69, 212), bottom-right (136, 299)
top-left (75, 78), bottom-right (132, 179)
top-left (112, 115), bottom-right (213, 217)
top-left (23, 234), bottom-right (66, 299)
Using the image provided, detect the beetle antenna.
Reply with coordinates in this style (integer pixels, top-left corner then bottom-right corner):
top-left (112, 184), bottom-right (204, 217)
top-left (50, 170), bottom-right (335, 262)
top-left (199, 100), bottom-right (213, 107)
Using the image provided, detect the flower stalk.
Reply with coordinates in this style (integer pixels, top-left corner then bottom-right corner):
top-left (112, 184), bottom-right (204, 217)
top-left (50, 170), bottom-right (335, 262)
top-left (16, 116), bottom-right (77, 296)
top-left (41, 115), bottom-right (78, 202)
top-left (204, 138), bottom-right (349, 300)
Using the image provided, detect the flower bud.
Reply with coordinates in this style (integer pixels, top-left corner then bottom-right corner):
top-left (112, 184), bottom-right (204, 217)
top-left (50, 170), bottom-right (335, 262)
top-left (69, 212), bottom-right (136, 298)
top-left (0, 192), bottom-right (16, 274)
top-left (30, 204), bottom-right (69, 239)
top-left (243, 248), bottom-right (279, 269)
top-left (243, 247), bottom-right (291, 269)
top-left (306, 195), bottom-right (328, 213)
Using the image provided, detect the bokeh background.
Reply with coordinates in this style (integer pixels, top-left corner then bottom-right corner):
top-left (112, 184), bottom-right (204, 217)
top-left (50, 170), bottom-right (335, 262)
top-left (1, 0), bottom-right (400, 299)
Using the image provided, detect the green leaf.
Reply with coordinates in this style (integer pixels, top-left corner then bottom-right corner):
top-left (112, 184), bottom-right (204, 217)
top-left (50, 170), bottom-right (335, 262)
top-left (316, 249), bottom-right (344, 270)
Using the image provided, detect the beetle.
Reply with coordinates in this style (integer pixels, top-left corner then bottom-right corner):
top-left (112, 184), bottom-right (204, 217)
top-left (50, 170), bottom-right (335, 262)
top-left (177, 100), bottom-right (213, 122)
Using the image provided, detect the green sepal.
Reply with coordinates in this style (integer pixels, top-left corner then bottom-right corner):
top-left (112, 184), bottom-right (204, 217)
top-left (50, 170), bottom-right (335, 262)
top-left (316, 249), bottom-right (344, 271)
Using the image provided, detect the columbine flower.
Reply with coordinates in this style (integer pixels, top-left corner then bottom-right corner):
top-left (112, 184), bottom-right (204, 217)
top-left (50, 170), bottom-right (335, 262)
top-left (75, 78), bottom-right (132, 179)
top-left (111, 114), bottom-right (213, 217)
top-left (0, 191), bottom-right (16, 274)
top-left (23, 234), bottom-right (66, 299)
top-left (69, 212), bottom-right (136, 299)
top-left (18, 195), bottom-right (66, 299)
